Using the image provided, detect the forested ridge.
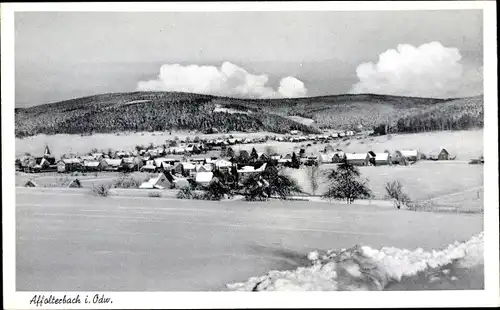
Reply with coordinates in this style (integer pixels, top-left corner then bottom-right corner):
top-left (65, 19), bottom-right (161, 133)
top-left (15, 91), bottom-right (483, 137)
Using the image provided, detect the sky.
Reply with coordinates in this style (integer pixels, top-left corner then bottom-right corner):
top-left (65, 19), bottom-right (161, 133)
top-left (15, 10), bottom-right (483, 107)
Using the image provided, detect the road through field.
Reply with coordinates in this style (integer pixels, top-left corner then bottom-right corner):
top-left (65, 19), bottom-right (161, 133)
top-left (16, 189), bottom-right (483, 291)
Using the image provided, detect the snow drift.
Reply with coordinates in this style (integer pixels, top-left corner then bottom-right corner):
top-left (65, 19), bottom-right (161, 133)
top-left (227, 232), bottom-right (484, 291)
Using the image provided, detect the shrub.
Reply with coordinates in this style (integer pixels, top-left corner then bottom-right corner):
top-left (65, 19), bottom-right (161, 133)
top-left (406, 200), bottom-right (437, 212)
top-left (148, 191), bottom-right (161, 198)
top-left (177, 186), bottom-right (195, 199)
top-left (112, 173), bottom-right (144, 188)
top-left (92, 184), bottom-right (110, 197)
top-left (384, 180), bottom-right (411, 209)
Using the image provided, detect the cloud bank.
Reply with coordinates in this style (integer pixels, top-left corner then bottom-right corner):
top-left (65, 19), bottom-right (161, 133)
top-left (350, 41), bottom-right (481, 98)
top-left (137, 61), bottom-right (307, 98)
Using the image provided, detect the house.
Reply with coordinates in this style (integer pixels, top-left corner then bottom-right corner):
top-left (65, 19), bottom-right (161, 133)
top-left (344, 153), bottom-right (369, 166)
top-left (67, 179), bottom-right (82, 188)
top-left (101, 158), bottom-right (124, 171)
top-left (215, 159), bottom-right (233, 169)
top-left (429, 148), bottom-right (450, 161)
top-left (319, 153), bottom-right (334, 164)
top-left (270, 155), bottom-right (282, 161)
top-left (139, 171), bottom-right (175, 189)
top-left (393, 150), bottom-right (418, 164)
top-left (290, 130), bottom-right (300, 135)
top-left (400, 150), bottom-right (419, 162)
top-left (372, 152), bottom-right (392, 166)
top-left (57, 158), bottom-right (82, 173)
top-left (196, 164), bottom-right (214, 172)
top-left (141, 160), bottom-right (157, 172)
top-left (82, 160), bottom-right (102, 171)
top-left (258, 153), bottom-right (270, 162)
top-left (195, 172), bottom-right (214, 185)
top-left (92, 153), bottom-right (104, 160)
top-left (33, 157), bottom-right (52, 171)
top-left (122, 157), bottom-right (142, 171)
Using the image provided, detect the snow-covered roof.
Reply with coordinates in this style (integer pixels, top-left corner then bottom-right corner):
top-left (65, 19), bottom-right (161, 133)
top-left (83, 161), bottom-right (100, 167)
top-left (345, 153), bottom-right (367, 160)
top-left (60, 158), bottom-right (81, 164)
top-left (400, 150), bottom-right (418, 157)
top-left (181, 162), bottom-right (196, 170)
top-left (105, 159), bottom-right (123, 166)
top-left (238, 166), bottom-right (255, 173)
top-left (79, 155), bottom-right (94, 161)
top-left (215, 159), bottom-right (233, 168)
top-left (196, 172), bottom-right (214, 184)
top-left (374, 153), bottom-right (390, 161)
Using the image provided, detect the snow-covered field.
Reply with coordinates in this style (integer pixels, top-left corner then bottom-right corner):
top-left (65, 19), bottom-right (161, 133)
top-left (284, 161), bottom-right (484, 202)
top-left (227, 232), bottom-right (484, 291)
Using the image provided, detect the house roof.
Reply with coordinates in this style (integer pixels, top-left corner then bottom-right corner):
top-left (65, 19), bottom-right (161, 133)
top-left (60, 158), bottom-right (82, 164)
top-left (215, 159), bottom-right (232, 168)
top-left (345, 153), bottom-right (368, 160)
top-left (83, 161), bottom-right (100, 167)
top-left (181, 162), bottom-right (196, 170)
top-left (196, 172), bottom-right (214, 183)
top-left (400, 150), bottom-right (418, 157)
top-left (104, 159), bottom-right (123, 166)
top-left (374, 153), bottom-right (390, 161)
top-left (79, 155), bottom-right (94, 161)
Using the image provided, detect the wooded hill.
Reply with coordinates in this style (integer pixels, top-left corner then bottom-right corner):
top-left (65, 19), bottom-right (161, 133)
top-left (15, 91), bottom-right (483, 138)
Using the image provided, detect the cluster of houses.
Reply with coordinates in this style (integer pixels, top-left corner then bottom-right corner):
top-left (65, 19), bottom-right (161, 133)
top-left (16, 143), bottom-right (456, 179)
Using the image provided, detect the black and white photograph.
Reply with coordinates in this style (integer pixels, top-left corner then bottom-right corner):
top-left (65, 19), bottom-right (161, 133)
top-left (2, 1), bottom-right (499, 309)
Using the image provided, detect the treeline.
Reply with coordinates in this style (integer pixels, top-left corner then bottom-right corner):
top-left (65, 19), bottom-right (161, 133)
top-left (373, 96), bottom-right (484, 134)
top-left (15, 95), bottom-right (318, 137)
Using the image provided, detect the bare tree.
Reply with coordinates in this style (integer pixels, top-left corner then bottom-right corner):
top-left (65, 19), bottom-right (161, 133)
top-left (306, 165), bottom-right (320, 196)
top-left (384, 180), bottom-right (411, 209)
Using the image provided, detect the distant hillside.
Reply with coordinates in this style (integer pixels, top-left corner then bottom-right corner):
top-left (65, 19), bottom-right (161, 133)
top-left (15, 92), bottom-right (483, 138)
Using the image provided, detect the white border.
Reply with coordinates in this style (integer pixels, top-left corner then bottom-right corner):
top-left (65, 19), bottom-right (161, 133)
top-left (2, 2), bottom-right (499, 309)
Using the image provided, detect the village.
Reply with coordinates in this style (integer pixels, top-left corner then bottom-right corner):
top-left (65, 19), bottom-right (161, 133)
top-left (15, 128), bottom-right (474, 192)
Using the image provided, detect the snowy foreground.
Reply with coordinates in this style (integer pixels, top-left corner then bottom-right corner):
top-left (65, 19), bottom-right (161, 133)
top-left (227, 232), bottom-right (484, 291)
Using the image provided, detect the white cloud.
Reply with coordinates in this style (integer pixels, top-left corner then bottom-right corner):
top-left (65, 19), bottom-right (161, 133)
top-left (350, 41), bottom-right (482, 98)
top-left (137, 61), bottom-right (307, 98)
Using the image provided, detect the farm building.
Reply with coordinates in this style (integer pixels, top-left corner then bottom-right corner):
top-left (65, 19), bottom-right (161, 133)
top-left (57, 158), bottom-right (82, 173)
top-left (344, 153), bottom-right (369, 166)
top-left (429, 148), bottom-right (451, 161)
top-left (195, 172), bottom-right (214, 185)
top-left (101, 158), bottom-right (124, 171)
top-left (400, 150), bottom-right (419, 162)
top-left (24, 180), bottom-right (39, 187)
top-left (82, 160), bottom-right (102, 171)
top-left (67, 179), bottom-right (82, 188)
top-left (371, 152), bottom-right (392, 166)
top-left (319, 153), bottom-right (334, 164)
top-left (139, 171), bottom-right (175, 190)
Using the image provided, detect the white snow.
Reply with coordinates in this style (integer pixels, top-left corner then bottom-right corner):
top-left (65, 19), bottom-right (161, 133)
top-left (227, 232), bottom-right (484, 291)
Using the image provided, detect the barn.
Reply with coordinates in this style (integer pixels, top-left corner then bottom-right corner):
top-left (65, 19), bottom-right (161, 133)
top-left (429, 148), bottom-right (450, 161)
top-left (344, 153), bottom-right (369, 166)
top-left (139, 171), bottom-right (175, 189)
top-left (57, 158), bottom-right (82, 173)
top-left (82, 160), bottom-right (102, 172)
top-left (101, 158), bottom-right (124, 171)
